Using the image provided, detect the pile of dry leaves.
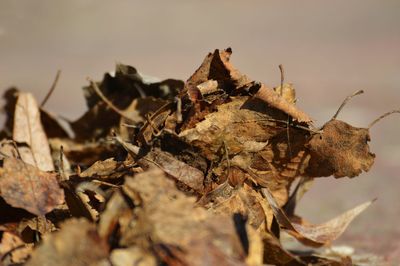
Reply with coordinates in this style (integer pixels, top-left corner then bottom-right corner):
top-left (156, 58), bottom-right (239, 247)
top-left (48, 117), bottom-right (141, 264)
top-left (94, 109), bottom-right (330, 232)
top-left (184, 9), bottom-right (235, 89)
top-left (0, 48), bottom-right (396, 265)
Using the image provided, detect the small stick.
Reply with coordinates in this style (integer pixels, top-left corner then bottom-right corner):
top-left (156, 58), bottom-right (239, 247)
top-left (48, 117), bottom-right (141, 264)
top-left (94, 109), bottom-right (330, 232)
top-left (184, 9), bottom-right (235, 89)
top-left (92, 180), bottom-right (120, 188)
top-left (144, 113), bottom-right (162, 136)
top-left (233, 118), bottom-right (321, 133)
top-left (87, 78), bottom-right (133, 121)
top-left (332, 90), bottom-right (364, 120)
top-left (41, 70), bottom-right (61, 107)
top-left (368, 109), bottom-right (400, 129)
top-left (10, 141), bottom-right (23, 160)
top-left (279, 64), bottom-right (292, 157)
top-left (121, 123), bottom-right (140, 128)
top-left (279, 64), bottom-right (284, 96)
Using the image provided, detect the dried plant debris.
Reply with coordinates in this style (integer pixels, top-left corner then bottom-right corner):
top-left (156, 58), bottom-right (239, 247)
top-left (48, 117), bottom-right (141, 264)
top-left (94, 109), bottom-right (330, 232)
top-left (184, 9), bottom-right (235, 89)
top-left (0, 158), bottom-right (64, 216)
top-left (0, 48), bottom-right (397, 265)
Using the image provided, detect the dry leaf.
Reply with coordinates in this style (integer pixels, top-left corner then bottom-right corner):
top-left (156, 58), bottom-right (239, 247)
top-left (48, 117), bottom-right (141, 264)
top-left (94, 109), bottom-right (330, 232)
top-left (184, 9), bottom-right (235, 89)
top-left (0, 158), bottom-right (64, 216)
top-left (26, 218), bottom-right (108, 266)
top-left (79, 157), bottom-right (118, 178)
top-left (39, 109), bottom-right (69, 139)
top-left (262, 187), bottom-right (373, 247)
top-left (72, 63), bottom-right (183, 140)
top-left (254, 84), bottom-right (312, 123)
top-left (209, 184), bottom-right (268, 230)
top-left (262, 233), bottom-right (302, 265)
top-left (306, 119), bottom-right (375, 178)
top-left (110, 247), bottom-right (156, 266)
top-left (17, 216), bottom-right (56, 241)
top-left (98, 190), bottom-right (131, 240)
top-left (274, 83), bottom-right (296, 104)
top-left (123, 168), bottom-right (249, 265)
top-left (141, 148), bottom-right (205, 193)
top-left (0, 231), bottom-right (33, 265)
top-left (13, 92), bottom-right (54, 171)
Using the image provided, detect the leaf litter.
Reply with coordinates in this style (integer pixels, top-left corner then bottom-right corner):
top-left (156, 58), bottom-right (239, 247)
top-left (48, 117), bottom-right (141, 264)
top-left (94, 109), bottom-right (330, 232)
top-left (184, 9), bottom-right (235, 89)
top-left (0, 48), bottom-right (398, 265)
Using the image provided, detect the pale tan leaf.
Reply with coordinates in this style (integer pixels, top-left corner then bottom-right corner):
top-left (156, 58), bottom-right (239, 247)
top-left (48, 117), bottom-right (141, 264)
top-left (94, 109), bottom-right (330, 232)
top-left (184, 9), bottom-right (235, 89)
top-left (262, 187), bottom-right (373, 247)
top-left (13, 92), bottom-right (54, 171)
top-left (255, 84), bottom-right (312, 123)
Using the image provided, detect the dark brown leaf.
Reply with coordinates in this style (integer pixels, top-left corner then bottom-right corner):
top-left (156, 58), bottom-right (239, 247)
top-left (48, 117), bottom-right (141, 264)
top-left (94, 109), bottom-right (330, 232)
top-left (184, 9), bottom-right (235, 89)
top-left (39, 109), bottom-right (69, 139)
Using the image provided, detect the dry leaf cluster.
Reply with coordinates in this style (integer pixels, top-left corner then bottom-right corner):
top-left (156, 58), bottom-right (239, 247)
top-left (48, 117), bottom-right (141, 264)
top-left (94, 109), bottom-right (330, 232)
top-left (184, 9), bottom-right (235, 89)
top-left (0, 48), bottom-right (395, 265)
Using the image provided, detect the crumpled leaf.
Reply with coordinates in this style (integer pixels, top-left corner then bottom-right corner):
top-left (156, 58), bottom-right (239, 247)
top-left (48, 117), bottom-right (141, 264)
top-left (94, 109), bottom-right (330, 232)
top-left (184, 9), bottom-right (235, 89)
top-left (306, 119), bottom-right (375, 178)
top-left (114, 134), bottom-right (205, 193)
top-left (17, 216), bottom-right (56, 242)
top-left (140, 148), bottom-right (205, 193)
top-left (0, 158), bottom-right (64, 216)
top-left (98, 190), bottom-right (132, 240)
top-left (274, 83), bottom-right (296, 104)
top-left (262, 187), bottom-right (374, 247)
top-left (254, 84), bottom-right (312, 123)
top-left (49, 138), bottom-right (123, 167)
top-left (183, 48), bottom-right (312, 128)
top-left (209, 184), bottom-right (270, 231)
top-left (185, 48), bottom-right (251, 98)
top-left (13, 92), bottom-right (54, 171)
top-left (179, 96), bottom-right (283, 161)
top-left (123, 168), bottom-right (250, 265)
top-left (26, 218), bottom-right (108, 266)
top-left (0, 231), bottom-right (33, 265)
top-left (71, 63), bottom-right (183, 140)
top-left (79, 157), bottom-right (118, 178)
top-left (262, 233), bottom-right (302, 265)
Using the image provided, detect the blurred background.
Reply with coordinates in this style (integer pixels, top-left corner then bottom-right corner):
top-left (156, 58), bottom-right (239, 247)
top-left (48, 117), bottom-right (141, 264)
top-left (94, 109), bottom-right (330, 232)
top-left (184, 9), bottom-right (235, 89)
top-left (1, 0), bottom-right (399, 261)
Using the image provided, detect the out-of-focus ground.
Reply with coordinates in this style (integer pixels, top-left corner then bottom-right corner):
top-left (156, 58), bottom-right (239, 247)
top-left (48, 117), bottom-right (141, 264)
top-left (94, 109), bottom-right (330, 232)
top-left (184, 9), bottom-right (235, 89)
top-left (1, 0), bottom-right (399, 263)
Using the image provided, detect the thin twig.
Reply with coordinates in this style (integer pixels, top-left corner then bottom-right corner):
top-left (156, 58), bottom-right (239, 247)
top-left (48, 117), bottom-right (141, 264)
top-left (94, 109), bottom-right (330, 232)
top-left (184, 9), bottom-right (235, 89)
top-left (368, 109), bottom-right (400, 129)
top-left (41, 70), bottom-right (61, 107)
top-left (144, 113), bottom-right (162, 136)
top-left (121, 123), bottom-right (140, 128)
top-left (286, 119), bottom-right (292, 157)
top-left (92, 180), bottom-right (120, 188)
top-left (87, 77), bottom-right (133, 121)
top-left (331, 90), bottom-right (364, 120)
top-left (279, 64), bottom-right (284, 96)
top-left (233, 118), bottom-right (321, 133)
top-left (279, 64), bottom-right (292, 157)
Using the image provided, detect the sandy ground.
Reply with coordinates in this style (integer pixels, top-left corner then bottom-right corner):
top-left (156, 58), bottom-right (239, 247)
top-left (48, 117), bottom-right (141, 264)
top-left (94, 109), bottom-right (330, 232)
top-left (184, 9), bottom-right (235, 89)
top-left (1, 0), bottom-right (399, 263)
